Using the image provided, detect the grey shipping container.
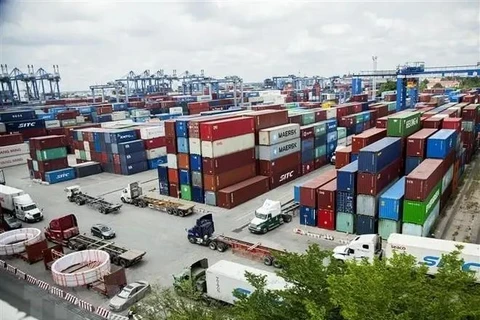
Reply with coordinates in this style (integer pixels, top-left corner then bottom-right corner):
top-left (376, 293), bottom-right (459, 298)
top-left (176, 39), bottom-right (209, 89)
top-left (257, 138), bottom-right (301, 161)
top-left (258, 123), bottom-right (300, 146)
top-left (356, 194), bottom-right (379, 217)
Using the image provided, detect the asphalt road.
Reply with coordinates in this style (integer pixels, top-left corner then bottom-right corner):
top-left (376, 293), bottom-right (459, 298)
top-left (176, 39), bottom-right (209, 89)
top-left (0, 271), bottom-right (104, 320)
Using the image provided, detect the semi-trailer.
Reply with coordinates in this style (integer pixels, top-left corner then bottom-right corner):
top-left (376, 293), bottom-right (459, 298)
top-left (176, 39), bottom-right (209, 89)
top-left (65, 185), bottom-right (122, 214)
top-left (0, 185), bottom-right (43, 222)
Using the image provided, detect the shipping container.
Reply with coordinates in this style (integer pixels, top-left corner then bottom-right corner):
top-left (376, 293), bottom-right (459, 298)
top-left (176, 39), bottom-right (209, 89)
top-left (204, 191), bottom-right (216, 206)
top-left (168, 168), bottom-right (179, 184)
top-left (336, 212), bottom-right (355, 233)
top-left (0, 143), bottom-right (29, 158)
top-left (268, 165), bottom-right (301, 189)
top-left (200, 117), bottom-right (254, 141)
top-left (169, 183), bottom-right (179, 198)
top-left (0, 133), bottom-right (23, 147)
top-left (190, 154), bottom-right (202, 172)
top-left (113, 140), bottom-right (145, 155)
top-left (44, 167), bottom-right (76, 184)
top-left (356, 194), bottom-right (380, 217)
top-left (405, 159), bottom-right (443, 201)
top-left (299, 206), bottom-right (316, 226)
top-left (406, 128), bottom-right (438, 157)
top-left (357, 137), bottom-right (401, 173)
top-left (442, 164), bottom-right (454, 194)
top-left (177, 153), bottom-right (190, 170)
top-left (203, 163), bottom-right (256, 192)
top-left (139, 126), bottom-right (165, 139)
top-left (0, 154), bottom-right (29, 168)
top-left (202, 148), bottom-right (255, 175)
top-left (387, 112), bottom-right (421, 137)
top-left (351, 128), bottom-right (387, 153)
top-left (336, 191), bottom-right (355, 214)
top-left (32, 158), bottom-right (68, 172)
top-left (258, 152), bottom-right (300, 176)
top-left (258, 138), bottom-right (301, 161)
top-left (317, 209), bottom-right (335, 230)
top-left (258, 123), bottom-right (300, 146)
top-left (356, 215), bottom-right (377, 235)
top-left (167, 154), bottom-right (178, 169)
top-left (191, 171), bottom-right (203, 188)
top-left (201, 133), bottom-right (255, 158)
top-left (405, 156), bottom-right (423, 175)
top-left (423, 117), bottom-right (443, 129)
top-left (378, 219), bottom-right (402, 240)
top-left (337, 160), bottom-right (358, 192)
top-left (35, 147), bottom-right (67, 161)
top-left (426, 129), bottom-right (457, 159)
top-left (217, 176), bottom-right (270, 209)
top-left (105, 130), bottom-right (138, 144)
top-left (177, 137), bottom-right (189, 153)
top-left (299, 169), bottom-right (337, 207)
top-left (157, 165), bottom-right (169, 182)
top-left (317, 179), bottom-right (336, 211)
top-left (179, 169), bottom-right (191, 185)
top-left (0, 110), bottom-right (36, 122)
top-left (357, 159), bottom-right (402, 196)
top-left (335, 146), bottom-right (352, 169)
top-left (181, 184), bottom-right (192, 201)
top-left (5, 119), bottom-right (45, 132)
top-left (403, 181), bottom-right (441, 225)
top-left (402, 201), bottom-right (440, 237)
top-left (242, 110), bottom-right (288, 131)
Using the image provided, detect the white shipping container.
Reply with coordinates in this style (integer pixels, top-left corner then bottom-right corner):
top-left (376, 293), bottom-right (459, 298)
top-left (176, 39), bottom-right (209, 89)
top-left (140, 126), bottom-right (165, 139)
top-left (169, 107), bottom-right (183, 114)
top-left (0, 143), bottom-right (29, 158)
top-left (101, 120), bottom-right (135, 128)
top-left (257, 138), bottom-right (301, 161)
top-left (76, 116), bottom-right (86, 124)
top-left (167, 153), bottom-right (178, 169)
top-left (248, 97), bottom-right (264, 103)
top-left (432, 114), bottom-right (449, 119)
top-left (201, 133), bottom-right (255, 158)
top-left (74, 149), bottom-right (81, 159)
top-left (337, 137), bottom-right (347, 147)
top-left (326, 108), bottom-right (337, 120)
top-left (0, 123), bottom-right (5, 133)
top-left (196, 95), bottom-right (211, 102)
top-left (402, 201), bottom-right (440, 238)
top-left (45, 120), bottom-right (61, 128)
top-left (356, 194), bottom-right (378, 217)
top-left (346, 135), bottom-right (354, 146)
top-left (111, 111), bottom-right (127, 121)
top-left (259, 90), bottom-right (281, 96)
top-left (61, 119), bottom-right (77, 127)
top-left (85, 151), bottom-right (91, 161)
top-left (206, 260), bottom-right (289, 305)
top-left (131, 109), bottom-right (150, 118)
top-left (189, 138), bottom-right (201, 155)
top-left (0, 185), bottom-right (25, 211)
top-left (259, 124), bottom-right (300, 146)
top-left (83, 141), bottom-right (90, 151)
top-left (442, 164), bottom-right (454, 194)
top-left (0, 153), bottom-right (29, 169)
top-left (146, 147), bottom-right (167, 160)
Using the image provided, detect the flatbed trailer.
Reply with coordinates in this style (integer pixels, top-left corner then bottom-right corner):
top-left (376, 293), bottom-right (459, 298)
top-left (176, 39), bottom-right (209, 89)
top-left (66, 186), bottom-right (122, 214)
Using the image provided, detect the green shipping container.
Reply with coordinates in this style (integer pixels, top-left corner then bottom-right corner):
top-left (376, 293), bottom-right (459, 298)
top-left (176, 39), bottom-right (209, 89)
top-left (387, 111), bottom-right (421, 137)
top-left (378, 219), bottom-right (402, 240)
top-left (36, 147), bottom-right (67, 161)
top-left (403, 181), bottom-right (441, 225)
top-left (180, 185), bottom-right (192, 201)
top-left (301, 112), bottom-right (315, 125)
top-left (336, 212), bottom-right (355, 233)
top-left (314, 122), bottom-right (327, 137)
top-left (315, 145), bottom-right (327, 158)
top-left (461, 121), bottom-right (474, 132)
top-left (337, 127), bottom-right (347, 139)
top-left (355, 114), bottom-right (364, 124)
top-left (79, 150), bottom-right (86, 161)
top-left (387, 102), bottom-right (397, 111)
top-left (284, 102), bottom-right (298, 109)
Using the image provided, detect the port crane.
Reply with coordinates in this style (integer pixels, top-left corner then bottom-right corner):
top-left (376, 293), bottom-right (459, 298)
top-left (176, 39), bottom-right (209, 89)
top-left (115, 69), bottom-right (178, 102)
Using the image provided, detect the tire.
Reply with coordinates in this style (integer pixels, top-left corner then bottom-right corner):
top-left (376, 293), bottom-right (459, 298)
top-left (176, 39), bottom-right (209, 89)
top-left (67, 242), bottom-right (75, 250)
top-left (139, 202), bottom-right (146, 208)
top-left (134, 202), bottom-right (139, 207)
top-left (188, 236), bottom-right (196, 244)
top-left (75, 200), bottom-right (82, 206)
top-left (217, 242), bottom-right (227, 252)
top-left (120, 197), bottom-right (126, 203)
top-left (173, 208), bottom-right (178, 216)
top-left (263, 256), bottom-right (273, 266)
top-left (178, 210), bottom-right (185, 217)
top-left (112, 256), bottom-right (120, 265)
top-left (284, 215), bottom-right (292, 223)
top-left (100, 208), bottom-right (106, 214)
top-left (261, 228), bottom-right (268, 234)
top-left (119, 259), bottom-right (128, 268)
top-left (208, 241), bottom-right (217, 251)
top-left (273, 259), bottom-right (282, 269)
top-left (166, 208), bottom-right (173, 215)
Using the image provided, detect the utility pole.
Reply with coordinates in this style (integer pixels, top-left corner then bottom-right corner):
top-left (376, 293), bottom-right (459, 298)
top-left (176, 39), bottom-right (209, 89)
top-left (372, 56), bottom-right (378, 100)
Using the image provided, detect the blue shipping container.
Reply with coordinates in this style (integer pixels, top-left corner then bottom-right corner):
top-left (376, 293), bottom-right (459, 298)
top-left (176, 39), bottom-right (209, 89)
top-left (355, 122), bottom-right (364, 134)
top-left (315, 134), bottom-right (326, 146)
top-left (192, 187), bottom-right (204, 203)
top-left (179, 169), bottom-right (191, 185)
top-left (337, 191), bottom-right (356, 214)
top-left (120, 151), bottom-right (147, 166)
top-left (299, 206), bottom-right (316, 226)
top-left (301, 138), bottom-right (315, 151)
top-left (121, 161), bottom-right (148, 175)
top-left (301, 149), bottom-right (315, 164)
top-left (351, 153), bottom-right (358, 162)
top-left (93, 113), bottom-right (113, 123)
top-left (356, 215), bottom-right (377, 235)
top-left (105, 130), bottom-right (138, 144)
top-left (112, 103), bottom-right (128, 111)
top-left (327, 131), bottom-right (338, 143)
top-left (190, 154), bottom-right (202, 171)
top-left (327, 141), bottom-right (337, 154)
top-left (159, 182), bottom-right (169, 196)
top-left (148, 157), bottom-right (167, 169)
top-left (358, 137), bottom-right (401, 173)
top-left (426, 129), bottom-right (457, 159)
top-left (379, 177), bottom-right (405, 221)
top-left (157, 165), bottom-right (169, 182)
top-left (177, 137), bottom-right (190, 153)
top-left (78, 106), bottom-right (93, 114)
top-left (405, 156), bottom-right (423, 175)
top-left (326, 120), bottom-right (337, 133)
top-left (45, 168), bottom-right (76, 184)
top-left (114, 140), bottom-right (145, 155)
top-left (294, 185), bottom-right (301, 203)
top-left (36, 113), bottom-right (55, 120)
top-left (5, 119), bottom-right (45, 131)
top-left (175, 120), bottom-right (189, 138)
top-left (363, 111), bottom-right (371, 121)
top-left (0, 110), bottom-right (36, 122)
top-left (337, 160), bottom-right (358, 192)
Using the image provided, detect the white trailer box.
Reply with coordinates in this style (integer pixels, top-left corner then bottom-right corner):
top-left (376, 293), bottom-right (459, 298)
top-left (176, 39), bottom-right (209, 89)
top-left (0, 185), bottom-right (25, 211)
top-left (206, 260), bottom-right (289, 305)
top-left (386, 233), bottom-right (480, 281)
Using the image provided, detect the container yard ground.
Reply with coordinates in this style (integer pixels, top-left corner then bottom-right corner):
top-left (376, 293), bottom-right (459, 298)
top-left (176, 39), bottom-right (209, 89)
top-left (1, 159), bottom-right (339, 311)
top-left (435, 152), bottom-right (480, 244)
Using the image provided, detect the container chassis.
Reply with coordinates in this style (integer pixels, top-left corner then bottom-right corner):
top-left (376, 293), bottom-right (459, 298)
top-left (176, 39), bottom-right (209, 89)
top-left (66, 186), bottom-right (122, 214)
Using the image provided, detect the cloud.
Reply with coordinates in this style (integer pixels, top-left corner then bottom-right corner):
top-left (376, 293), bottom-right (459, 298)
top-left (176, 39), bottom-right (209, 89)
top-left (0, 0), bottom-right (479, 91)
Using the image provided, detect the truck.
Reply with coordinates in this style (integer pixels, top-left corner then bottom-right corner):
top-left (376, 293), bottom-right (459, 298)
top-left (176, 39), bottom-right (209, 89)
top-left (120, 182), bottom-right (194, 217)
top-left (44, 214), bottom-right (146, 268)
top-left (333, 233), bottom-right (480, 282)
top-left (188, 214), bottom-right (283, 267)
top-left (248, 199), bottom-right (298, 234)
top-left (0, 185), bottom-right (43, 222)
top-left (65, 185), bottom-right (122, 214)
top-left (173, 258), bottom-right (290, 304)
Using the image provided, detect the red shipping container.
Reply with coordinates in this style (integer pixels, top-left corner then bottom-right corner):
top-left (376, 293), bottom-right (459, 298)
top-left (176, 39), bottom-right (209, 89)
top-left (317, 179), bottom-right (336, 211)
top-left (289, 114), bottom-right (302, 125)
top-left (20, 128), bottom-right (47, 140)
top-left (440, 109), bottom-right (458, 118)
top-left (357, 158), bottom-right (402, 196)
top-left (0, 133), bottom-right (23, 147)
top-left (405, 159), bottom-right (443, 201)
top-left (217, 176), bottom-right (270, 209)
top-left (462, 131), bottom-right (475, 145)
top-left (314, 156), bottom-right (328, 169)
top-left (56, 110), bottom-right (79, 120)
top-left (47, 128), bottom-right (66, 136)
top-left (352, 104), bottom-right (362, 114)
top-left (188, 101), bottom-right (209, 110)
top-left (317, 209), bottom-right (335, 230)
top-left (300, 126), bottom-right (315, 140)
top-left (30, 135), bottom-right (68, 150)
top-left (165, 137), bottom-right (177, 154)
top-left (339, 115), bottom-right (356, 127)
top-left (258, 152), bottom-right (301, 176)
top-left (188, 114), bottom-right (245, 138)
top-left (461, 105), bottom-right (478, 121)
top-left (442, 118), bottom-right (462, 132)
top-left (376, 117), bottom-right (388, 128)
top-left (335, 146), bottom-right (352, 169)
top-left (242, 110), bottom-right (288, 131)
top-left (406, 128), bottom-right (438, 157)
top-left (352, 128), bottom-right (387, 153)
top-left (369, 104), bottom-right (388, 118)
top-left (301, 160), bottom-right (315, 176)
top-left (169, 183), bottom-right (180, 198)
top-left (168, 169), bottom-right (179, 184)
top-left (440, 181), bottom-right (453, 212)
top-left (33, 170), bottom-right (46, 181)
top-left (203, 163), bottom-right (256, 192)
top-left (100, 152), bottom-right (108, 164)
top-left (177, 153), bottom-right (190, 170)
top-left (202, 148), bottom-right (255, 175)
top-left (200, 117), bottom-right (254, 141)
top-left (299, 169), bottom-right (337, 207)
top-left (314, 109), bottom-right (326, 122)
top-left (164, 120), bottom-right (176, 138)
top-left (268, 165), bottom-right (301, 189)
top-left (96, 104), bottom-right (113, 115)
top-left (144, 137), bottom-right (166, 149)
top-left (422, 118), bottom-right (443, 129)
top-left (34, 158), bottom-right (68, 172)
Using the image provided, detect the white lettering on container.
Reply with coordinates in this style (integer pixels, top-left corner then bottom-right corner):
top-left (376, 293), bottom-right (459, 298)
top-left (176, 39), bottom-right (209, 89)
top-left (405, 117), bottom-right (419, 129)
top-left (279, 170), bottom-right (295, 182)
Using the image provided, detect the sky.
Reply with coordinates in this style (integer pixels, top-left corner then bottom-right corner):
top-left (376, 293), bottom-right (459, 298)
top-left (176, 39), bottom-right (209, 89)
top-left (1, 0), bottom-right (479, 91)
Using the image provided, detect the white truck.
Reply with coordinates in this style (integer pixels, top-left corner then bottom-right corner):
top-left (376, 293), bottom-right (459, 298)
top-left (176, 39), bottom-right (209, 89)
top-left (0, 185), bottom-right (43, 222)
top-left (174, 259), bottom-right (290, 304)
top-left (333, 233), bottom-right (480, 282)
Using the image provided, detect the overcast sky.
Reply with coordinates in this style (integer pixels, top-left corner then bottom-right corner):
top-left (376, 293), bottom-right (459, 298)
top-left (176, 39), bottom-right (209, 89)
top-left (1, 0), bottom-right (479, 91)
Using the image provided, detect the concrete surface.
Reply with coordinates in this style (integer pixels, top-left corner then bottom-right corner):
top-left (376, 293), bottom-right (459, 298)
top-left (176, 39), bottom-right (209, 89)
top-left (1, 158), bottom-right (343, 312)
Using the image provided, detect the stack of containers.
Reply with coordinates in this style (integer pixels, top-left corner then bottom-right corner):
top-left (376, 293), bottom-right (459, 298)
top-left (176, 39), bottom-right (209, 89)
top-left (0, 110), bottom-right (46, 140)
top-left (316, 179), bottom-right (337, 230)
top-left (334, 146), bottom-right (352, 169)
top-left (337, 127), bottom-right (347, 147)
top-left (136, 125), bottom-right (167, 169)
top-left (298, 169), bottom-right (336, 226)
top-left (336, 161), bottom-right (358, 233)
top-left (313, 122), bottom-right (328, 169)
top-left (299, 123), bottom-right (316, 175)
top-left (92, 104), bottom-right (114, 123)
top-left (351, 128), bottom-right (387, 162)
top-left (461, 104), bottom-right (479, 163)
top-left (378, 177), bottom-right (406, 239)
top-left (356, 138), bottom-right (403, 235)
top-left (258, 123), bottom-right (301, 189)
top-left (27, 135), bottom-right (75, 184)
top-left (0, 133), bottom-right (30, 168)
top-left (165, 120), bottom-right (180, 198)
top-left (405, 129), bottom-right (438, 174)
top-left (56, 109), bottom-right (80, 127)
top-left (130, 109), bottom-right (151, 123)
top-left (325, 119), bottom-right (338, 160)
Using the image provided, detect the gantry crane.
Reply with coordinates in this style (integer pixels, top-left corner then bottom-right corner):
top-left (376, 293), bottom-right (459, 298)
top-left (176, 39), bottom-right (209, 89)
top-left (115, 69), bottom-right (178, 102)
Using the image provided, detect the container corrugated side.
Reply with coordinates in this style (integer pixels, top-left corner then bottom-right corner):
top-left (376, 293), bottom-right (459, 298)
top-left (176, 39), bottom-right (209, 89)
top-left (402, 201), bottom-right (440, 237)
top-left (258, 123), bottom-right (300, 146)
top-left (258, 138), bottom-right (301, 161)
top-left (201, 133), bottom-right (255, 158)
top-left (357, 137), bottom-right (401, 173)
top-left (378, 177), bottom-right (405, 221)
top-left (403, 181), bottom-right (441, 225)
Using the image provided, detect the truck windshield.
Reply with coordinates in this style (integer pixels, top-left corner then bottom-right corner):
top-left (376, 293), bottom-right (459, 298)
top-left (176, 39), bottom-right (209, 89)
top-left (22, 204), bottom-right (37, 211)
top-left (255, 212), bottom-right (268, 220)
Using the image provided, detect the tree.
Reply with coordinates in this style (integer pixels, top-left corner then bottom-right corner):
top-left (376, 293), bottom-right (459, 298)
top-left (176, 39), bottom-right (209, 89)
top-left (433, 82), bottom-right (444, 89)
top-left (378, 80), bottom-right (397, 95)
top-left (460, 77), bottom-right (480, 90)
top-left (419, 79), bottom-right (429, 92)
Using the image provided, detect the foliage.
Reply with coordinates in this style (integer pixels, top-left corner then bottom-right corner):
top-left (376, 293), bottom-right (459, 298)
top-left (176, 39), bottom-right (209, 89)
top-left (459, 77), bottom-right (480, 90)
top-left (419, 79), bottom-right (429, 92)
top-left (433, 82), bottom-right (444, 89)
top-left (378, 80), bottom-right (397, 95)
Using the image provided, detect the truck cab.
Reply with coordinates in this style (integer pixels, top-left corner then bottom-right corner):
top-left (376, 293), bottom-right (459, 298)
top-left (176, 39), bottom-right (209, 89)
top-left (120, 183), bottom-right (142, 204)
top-left (333, 234), bottom-right (383, 262)
top-left (44, 214), bottom-right (80, 244)
top-left (13, 194), bottom-right (43, 222)
top-left (249, 199), bottom-right (291, 234)
top-left (173, 258), bottom-right (209, 294)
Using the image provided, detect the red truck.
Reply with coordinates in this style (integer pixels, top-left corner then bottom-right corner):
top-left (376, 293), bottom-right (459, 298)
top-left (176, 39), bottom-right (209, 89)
top-left (44, 214), bottom-right (146, 268)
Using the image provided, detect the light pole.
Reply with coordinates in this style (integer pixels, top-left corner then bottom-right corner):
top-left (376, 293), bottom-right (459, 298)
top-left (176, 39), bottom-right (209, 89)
top-left (372, 56), bottom-right (378, 100)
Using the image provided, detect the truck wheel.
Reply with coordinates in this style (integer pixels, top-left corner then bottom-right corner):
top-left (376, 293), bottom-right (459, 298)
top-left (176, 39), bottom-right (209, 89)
top-left (75, 200), bottom-right (82, 205)
top-left (263, 256), bottom-right (273, 266)
top-left (273, 259), bottom-right (282, 269)
top-left (208, 241), bottom-right (217, 251)
top-left (284, 215), bottom-right (292, 223)
top-left (67, 242), bottom-right (75, 250)
top-left (99, 208), bottom-right (106, 214)
top-left (188, 236), bottom-right (196, 244)
top-left (166, 208), bottom-right (173, 215)
top-left (119, 259), bottom-right (128, 268)
top-left (121, 197), bottom-right (126, 203)
top-left (178, 210), bottom-right (185, 217)
top-left (217, 243), bottom-right (227, 252)
top-left (261, 228), bottom-right (268, 234)
top-left (139, 201), bottom-right (147, 208)
top-left (173, 208), bottom-right (178, 216)
top-left (112, 256), bottom-right (120, 265)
